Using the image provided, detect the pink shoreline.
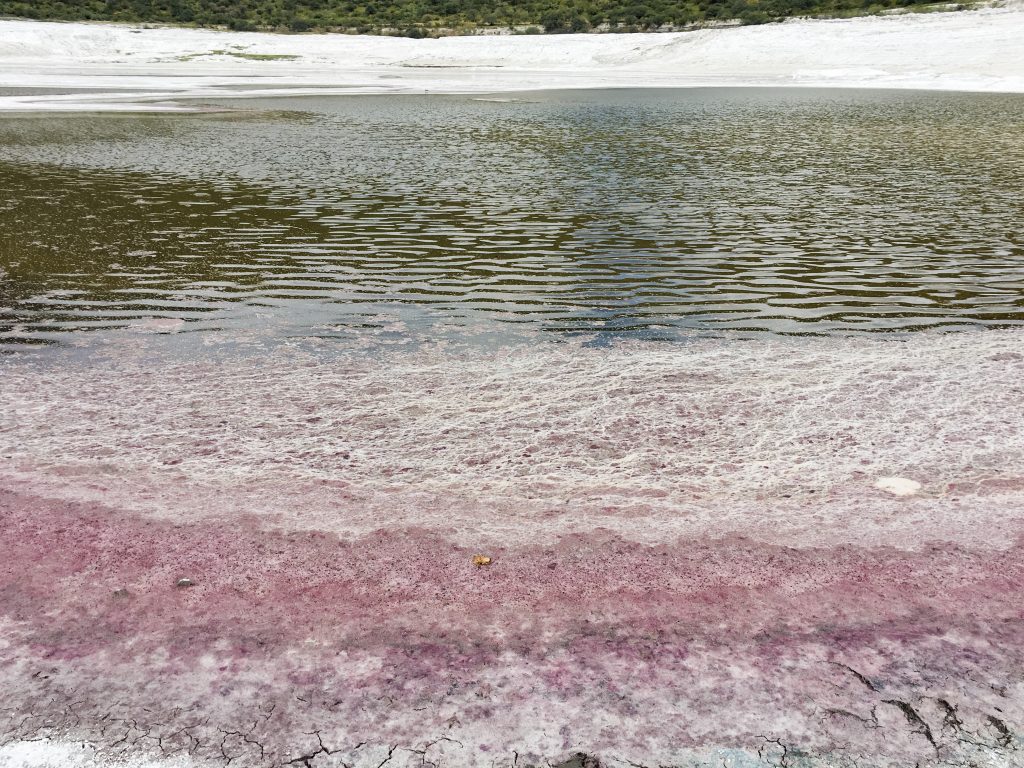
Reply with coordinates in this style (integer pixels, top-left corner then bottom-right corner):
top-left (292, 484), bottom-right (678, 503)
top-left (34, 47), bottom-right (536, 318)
top-left (2, 332), bottom-right (1023, 764)
top-left (2, 486), bottom-right (1022, 765)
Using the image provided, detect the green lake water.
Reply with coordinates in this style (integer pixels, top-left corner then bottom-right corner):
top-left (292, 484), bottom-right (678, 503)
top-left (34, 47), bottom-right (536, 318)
top-left (2, 88), bottom-right (1023, 349)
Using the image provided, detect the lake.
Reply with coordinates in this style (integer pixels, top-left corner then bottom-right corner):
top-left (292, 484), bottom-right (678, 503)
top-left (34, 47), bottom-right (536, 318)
top-left (2, 87), bottom-right (1023, 353)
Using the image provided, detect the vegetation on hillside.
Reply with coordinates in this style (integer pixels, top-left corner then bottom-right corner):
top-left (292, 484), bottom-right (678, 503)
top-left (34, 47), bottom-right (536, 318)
top-left (0, 0), bottom-right (953, 35)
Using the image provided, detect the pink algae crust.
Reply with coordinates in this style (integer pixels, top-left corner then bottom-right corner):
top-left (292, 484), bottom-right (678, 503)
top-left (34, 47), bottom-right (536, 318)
top-left (2, 332), bottom-right (1024, 765)
top-left (1, 487), bottom-right (1023, 767)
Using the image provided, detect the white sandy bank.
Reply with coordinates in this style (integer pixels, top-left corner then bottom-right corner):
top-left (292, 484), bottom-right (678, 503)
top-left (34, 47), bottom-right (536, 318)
top-left (1, 5), bottom-right (1024, 111)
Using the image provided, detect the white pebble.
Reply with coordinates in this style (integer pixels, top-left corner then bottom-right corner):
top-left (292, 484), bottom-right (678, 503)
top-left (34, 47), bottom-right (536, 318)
top-left (874, 477), bottom-right (921, 496)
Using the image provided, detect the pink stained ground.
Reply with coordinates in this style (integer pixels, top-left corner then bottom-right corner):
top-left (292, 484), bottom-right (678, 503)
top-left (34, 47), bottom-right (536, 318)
top-left (1, 331), bottom-right (1023, 767)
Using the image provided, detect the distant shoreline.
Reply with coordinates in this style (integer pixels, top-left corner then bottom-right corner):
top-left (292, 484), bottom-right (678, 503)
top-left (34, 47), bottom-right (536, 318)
top-left (1, 4), bottom-right (1023, 112)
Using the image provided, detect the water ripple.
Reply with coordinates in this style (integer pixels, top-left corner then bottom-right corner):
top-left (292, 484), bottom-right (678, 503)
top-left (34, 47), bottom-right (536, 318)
top-left (1, 88), bottom-right (1023, 348)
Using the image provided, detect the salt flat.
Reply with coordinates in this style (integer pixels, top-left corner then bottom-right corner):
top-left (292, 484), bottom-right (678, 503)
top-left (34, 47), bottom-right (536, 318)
top-left (1, 4), bottom-right (1024, 111)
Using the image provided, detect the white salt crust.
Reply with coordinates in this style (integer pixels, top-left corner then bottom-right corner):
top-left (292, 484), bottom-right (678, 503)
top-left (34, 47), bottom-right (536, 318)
top-left (2, 330), bottom-right (1022, 549)
top-left (875, 476), bottom-right (923, 496)
top-left (1, 5), bottom-right (1024, 112)
top-left (0, 741), bottom-right (194, 768)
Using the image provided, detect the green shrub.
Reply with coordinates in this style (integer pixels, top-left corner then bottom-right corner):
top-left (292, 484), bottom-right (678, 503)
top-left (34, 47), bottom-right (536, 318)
top-left (0, 0), bottom-right (957, 34)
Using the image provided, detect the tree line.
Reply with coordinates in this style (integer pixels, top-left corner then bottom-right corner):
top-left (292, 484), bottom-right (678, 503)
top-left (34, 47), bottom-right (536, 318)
top-left (0, 0), bottom-right (944, 35)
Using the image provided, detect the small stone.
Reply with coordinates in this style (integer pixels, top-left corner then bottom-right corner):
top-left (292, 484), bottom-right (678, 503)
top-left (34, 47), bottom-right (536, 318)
top-left (472, 555), bottom-right (492, 567)
top-left (175, 578), bottom-right (195, 588)
top-left (874, 477), bottom-right (922, 497)
top-left (112, 588), bottom-right (130, 598)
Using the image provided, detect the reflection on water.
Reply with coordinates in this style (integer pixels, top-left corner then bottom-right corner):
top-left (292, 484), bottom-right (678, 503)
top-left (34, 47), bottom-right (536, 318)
top-left (1, 88), bottom-right (1023, 349)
